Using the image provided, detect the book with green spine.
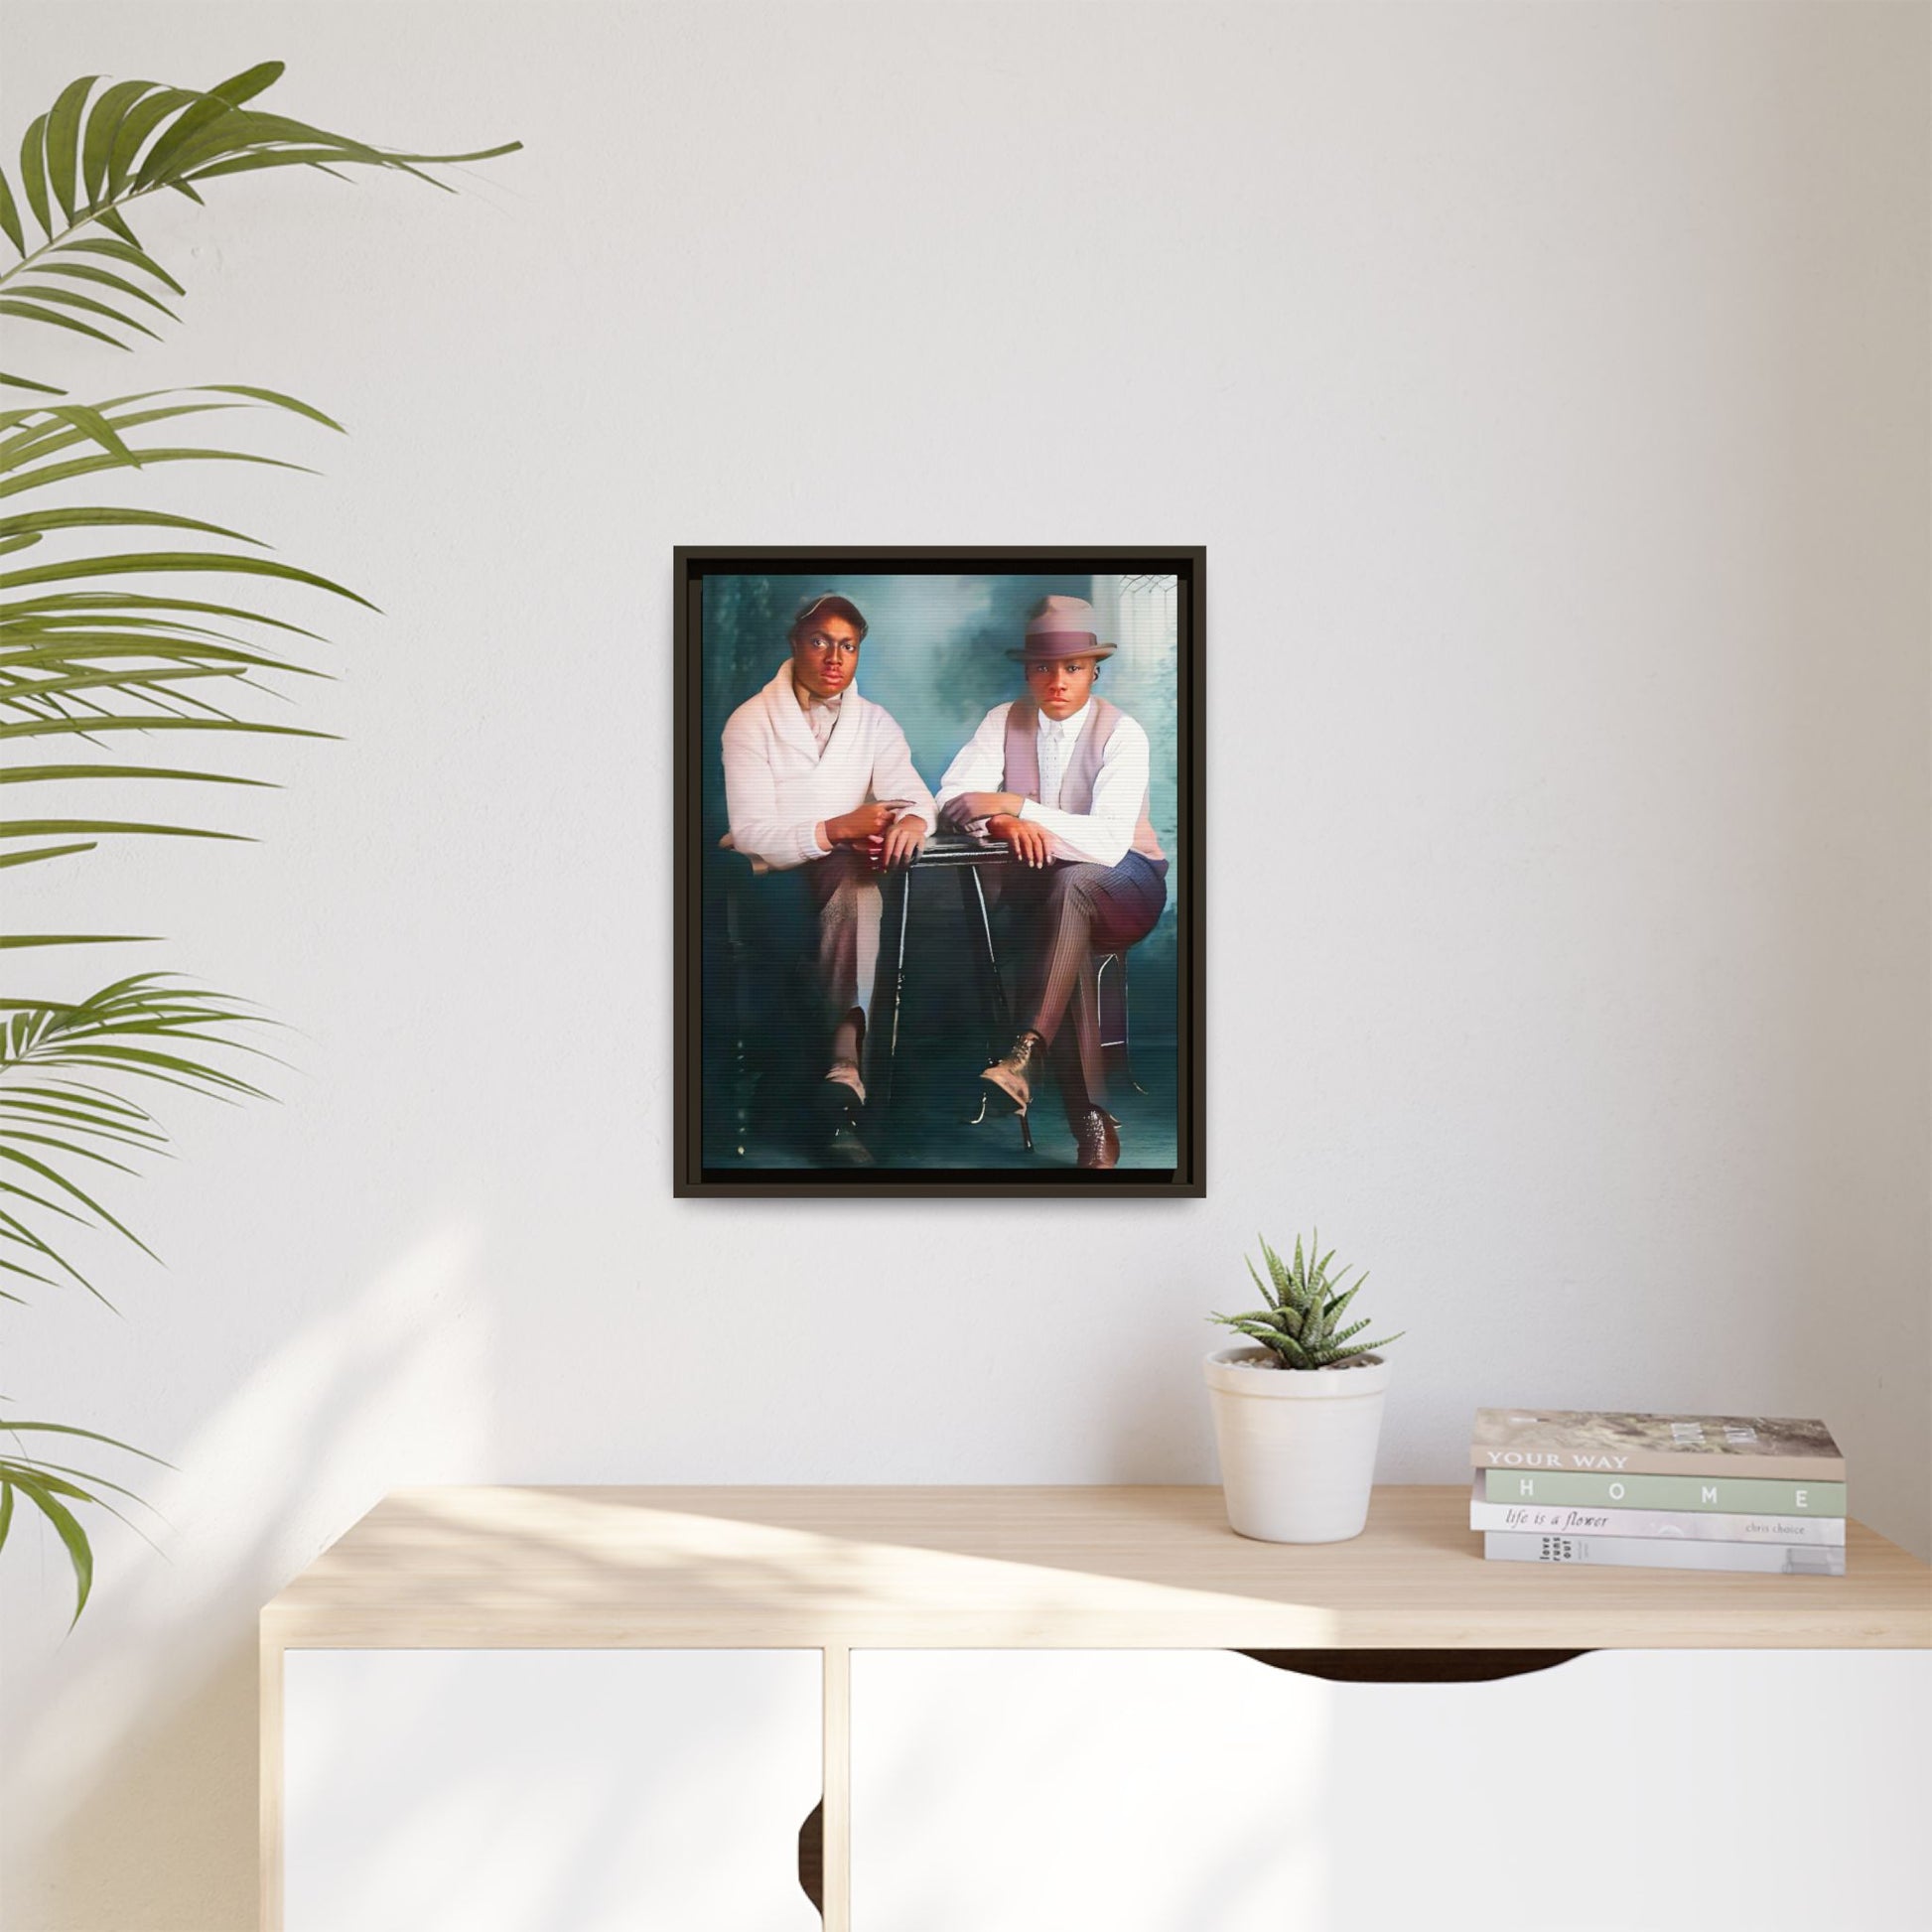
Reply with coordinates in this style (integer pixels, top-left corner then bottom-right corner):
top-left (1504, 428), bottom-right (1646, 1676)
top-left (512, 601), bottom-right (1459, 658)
top-left (1481, 1468), bottom-right (1846, 1515)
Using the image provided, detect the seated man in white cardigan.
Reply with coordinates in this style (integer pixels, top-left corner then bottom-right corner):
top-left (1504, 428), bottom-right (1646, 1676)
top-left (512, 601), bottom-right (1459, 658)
top-left (721, 593), bottom-right (936, 1149)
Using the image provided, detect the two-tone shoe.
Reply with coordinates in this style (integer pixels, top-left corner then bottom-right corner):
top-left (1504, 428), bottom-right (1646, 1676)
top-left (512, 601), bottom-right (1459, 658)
top-left (979, 1031), bottom-right (1044, 1117)
top-left (1071, 1106), bottom-right (1120, 1171)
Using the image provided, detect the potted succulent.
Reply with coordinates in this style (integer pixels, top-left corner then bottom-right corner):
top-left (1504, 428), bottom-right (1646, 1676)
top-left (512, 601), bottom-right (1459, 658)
top-left (1204, 1233), bottom-right (1404, 1544)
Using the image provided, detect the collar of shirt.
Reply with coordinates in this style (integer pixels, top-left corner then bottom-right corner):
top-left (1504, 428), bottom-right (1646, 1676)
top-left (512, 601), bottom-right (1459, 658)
top-left (792, 679), bottom-right (843, 716)
top-left (1037, 698), bottom-right (1089, 741)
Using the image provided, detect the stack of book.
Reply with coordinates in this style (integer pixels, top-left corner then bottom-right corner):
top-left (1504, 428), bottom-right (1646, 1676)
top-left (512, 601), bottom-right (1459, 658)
top-left (1469, 1408), bottom-right (1846, 1576)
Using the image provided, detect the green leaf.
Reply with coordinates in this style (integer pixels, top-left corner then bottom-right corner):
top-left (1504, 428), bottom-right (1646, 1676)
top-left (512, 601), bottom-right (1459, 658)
top-left (1350, 1333), bottom-right (1404, 1355)
top-left (0, 933), bottom-right (155, 948)
top-left (0, 1143), bottom-right (154, 1254)
top-left (0, 665), bottom-right (261, 709)
top-left (0, 447), bottom-right (317, 502)
top-left (0, 842), bottom-right (97, 870)
top-left (1258, 1234), bottom-right (1291, 1303)
top-left (0, 168), bottom-right (25, 255)
top-left (105, 88), bottom-right (199, 199)
top-left (38, 260), bottom-right (181, 320)
top-left (0, 714), bottom-right (329, 746)
top-left (0, 817), bottom-right (248, 843)
top-left (209, 62), bottom-right (287, 106)
top-left (4, 637), bottom-right (305, 676)
top-left (1, 372), bottom-right (65, 398)
top-left (187, 149), bottom-right (385, 184)
top-left (0, 762), bottom-right (276, 788)
top-left (196, 384), bottom-right (344, 432)
top-left (1244, 1253), bottom-right (1277, 1311)
top-left (0, 301), bottom-right (126, 350)
top-left (1273, 1330), bottom-right (1312, 1368)
top-left (0, 504), bottom-right (260, 543)
top-left (39, 1042), bottom-right (263, 1099)
top-left (138, 97), bottom-right (257, 190)
top-left (0, 549), bottom-right (376, 609)
top-left (80, 79), bottom-right (157, 207)
top-left (18, 116), bottom-right (52, 240)
top-left (0, 1483), bottom-right (13, 1552)
top-left (0, 1457), bottom-right (154, 1512)
top-left (0, 1100), bottom-right (164, 1149)
top-left (2, 1126), bottom-right (140, 1176)
top-left (0, 1419), bottom-right (167, 1460)
top-left (8, 1473), bottom-right (93, 1623)
top-left (4, 282), bottom-right (159, 341)
top-left (96, 207), bottom-right (140, 248)
top-left (45, 75), bottom-right (100, 226)
top-left (59, 237), bottom-right (185, 296)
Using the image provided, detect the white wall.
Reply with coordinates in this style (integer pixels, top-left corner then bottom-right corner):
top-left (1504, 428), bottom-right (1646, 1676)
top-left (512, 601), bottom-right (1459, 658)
top-left (4, 3), bottom-right (1927, 1926)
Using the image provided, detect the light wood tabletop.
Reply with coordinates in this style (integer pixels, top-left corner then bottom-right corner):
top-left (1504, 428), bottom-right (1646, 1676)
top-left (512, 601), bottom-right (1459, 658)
top-left (261, 1483), bottom-right (1932, 1651)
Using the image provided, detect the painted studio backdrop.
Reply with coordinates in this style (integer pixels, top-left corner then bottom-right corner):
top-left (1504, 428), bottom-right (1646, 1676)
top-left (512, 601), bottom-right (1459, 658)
top-left (685, 564), bottom-right (1193, 1188)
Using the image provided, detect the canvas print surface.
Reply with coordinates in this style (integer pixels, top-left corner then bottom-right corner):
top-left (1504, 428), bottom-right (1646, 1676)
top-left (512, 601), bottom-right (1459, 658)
top-left (681, 558), bottom-right (1198, 1192)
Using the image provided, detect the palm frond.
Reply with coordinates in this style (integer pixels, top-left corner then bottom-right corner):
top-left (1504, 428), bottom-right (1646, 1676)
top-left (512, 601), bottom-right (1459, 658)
top-left (1, 63), bottom-right (519, 391)
top-left (0, 975), bottom-right (270, 1303)
top-left (1, 63), bottom-right (516, 1625)
top-left (0, 385), bottom-right (347, 940)
top-left (0, 1416), bottom-right (171, 1623)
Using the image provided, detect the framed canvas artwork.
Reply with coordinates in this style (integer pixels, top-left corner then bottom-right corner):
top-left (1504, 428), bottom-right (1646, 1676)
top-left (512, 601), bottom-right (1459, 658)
top-left (674, 547), bottom-right (1204, 1197)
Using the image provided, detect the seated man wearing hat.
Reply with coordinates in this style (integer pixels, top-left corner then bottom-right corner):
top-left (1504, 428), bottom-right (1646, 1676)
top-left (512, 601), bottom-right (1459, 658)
top-left (721, 592), bottom-right (936, 1154)
top-left (934, 594), bottom-right (1169, 1170)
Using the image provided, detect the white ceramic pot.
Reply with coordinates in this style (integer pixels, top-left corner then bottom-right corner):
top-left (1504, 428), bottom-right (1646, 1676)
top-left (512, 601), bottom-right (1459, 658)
top-left (1203, 1346), bottom-right (1392, 1543)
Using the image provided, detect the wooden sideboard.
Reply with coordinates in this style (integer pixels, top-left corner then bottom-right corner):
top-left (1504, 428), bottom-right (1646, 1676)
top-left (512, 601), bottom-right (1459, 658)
top-left (260, 1484), bottom-right (1932, 1929)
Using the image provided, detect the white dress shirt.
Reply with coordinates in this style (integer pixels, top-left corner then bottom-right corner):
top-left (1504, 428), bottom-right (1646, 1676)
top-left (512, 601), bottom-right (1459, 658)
top-left (934, 698), bottom-right (1151, 870)
top-left (722, 661), bottom-right (936, 872)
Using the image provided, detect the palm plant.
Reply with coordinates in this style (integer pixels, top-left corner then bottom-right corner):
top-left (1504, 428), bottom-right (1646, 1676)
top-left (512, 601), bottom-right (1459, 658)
top-left (1210, 1232), bottom-right (1405, 1370)
top-left (0, 62), bottom-right (516, 1618)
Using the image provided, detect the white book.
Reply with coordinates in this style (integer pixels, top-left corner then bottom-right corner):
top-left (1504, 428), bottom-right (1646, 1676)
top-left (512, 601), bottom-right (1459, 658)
top-left (1484, 1531), bottom-right (1845, 1576)
top-left (1467, 1476), bottom-right (1844, 1546)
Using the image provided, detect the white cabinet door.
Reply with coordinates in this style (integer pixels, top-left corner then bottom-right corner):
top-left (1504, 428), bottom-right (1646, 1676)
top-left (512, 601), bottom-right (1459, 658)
top-left (851, 1648), bottom-right (1931, 1932)
top-left (285, 1648), bottom-right (822, 1932)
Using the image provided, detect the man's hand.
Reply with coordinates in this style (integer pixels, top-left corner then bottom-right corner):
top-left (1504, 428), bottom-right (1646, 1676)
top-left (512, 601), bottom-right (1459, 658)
top-left (878, 815), bottom-right (926, 870)
top-left (989, 812), bottom-right (1051, 868)
top-left (942, 790), bottom-right (1021, 829)
top-left (826, 802), bottom-right (895, 845)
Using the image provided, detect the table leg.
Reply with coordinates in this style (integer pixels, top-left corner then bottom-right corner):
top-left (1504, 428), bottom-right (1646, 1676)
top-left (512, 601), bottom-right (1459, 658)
top-left (964, 867), bottom-right (1013, 1057)
top-left (259, 1633), bottom-right (284, 1931)
top-left (873, 868), bottom-right (912, 1119)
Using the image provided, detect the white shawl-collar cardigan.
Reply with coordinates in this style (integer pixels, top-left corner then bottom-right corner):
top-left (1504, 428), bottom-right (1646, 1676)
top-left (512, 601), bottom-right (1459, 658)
top-left (721, 660), bottom-right (938, 872)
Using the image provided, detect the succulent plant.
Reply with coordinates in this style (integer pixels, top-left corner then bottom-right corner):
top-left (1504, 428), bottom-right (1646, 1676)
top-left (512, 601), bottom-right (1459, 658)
top-left (1210, 1232), bottom-right (1404, 1370)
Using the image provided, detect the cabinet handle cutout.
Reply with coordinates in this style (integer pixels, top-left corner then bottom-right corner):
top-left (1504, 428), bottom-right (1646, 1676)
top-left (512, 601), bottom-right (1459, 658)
top-left (1236, 1648), bottom-right (1589, 1684)
top-left (797, 1796), bottom-right (824, 1917)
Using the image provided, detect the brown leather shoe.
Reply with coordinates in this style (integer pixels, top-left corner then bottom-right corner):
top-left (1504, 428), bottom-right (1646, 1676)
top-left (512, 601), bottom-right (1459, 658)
top-left (980, 1031), bottom-right (1044, 1115)
top-left (1072, 1107), bottom-right (1120, 1170)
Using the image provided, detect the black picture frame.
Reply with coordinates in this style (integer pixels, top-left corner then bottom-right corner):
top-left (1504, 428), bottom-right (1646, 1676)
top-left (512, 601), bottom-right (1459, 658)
top-left (674, 546), bottom-right (1205, 1197)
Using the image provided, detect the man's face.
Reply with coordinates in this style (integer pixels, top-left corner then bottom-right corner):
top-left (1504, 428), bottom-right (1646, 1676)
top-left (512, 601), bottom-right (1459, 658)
top-left (1027, 655), bottom-right (1097, 721)
top-left (791, 616), bottom-right (862, 700)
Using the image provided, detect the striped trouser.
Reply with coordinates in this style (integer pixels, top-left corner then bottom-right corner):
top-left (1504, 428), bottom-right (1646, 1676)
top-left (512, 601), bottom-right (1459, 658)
top-left (994, 852), bottom-right (1167, 1116)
